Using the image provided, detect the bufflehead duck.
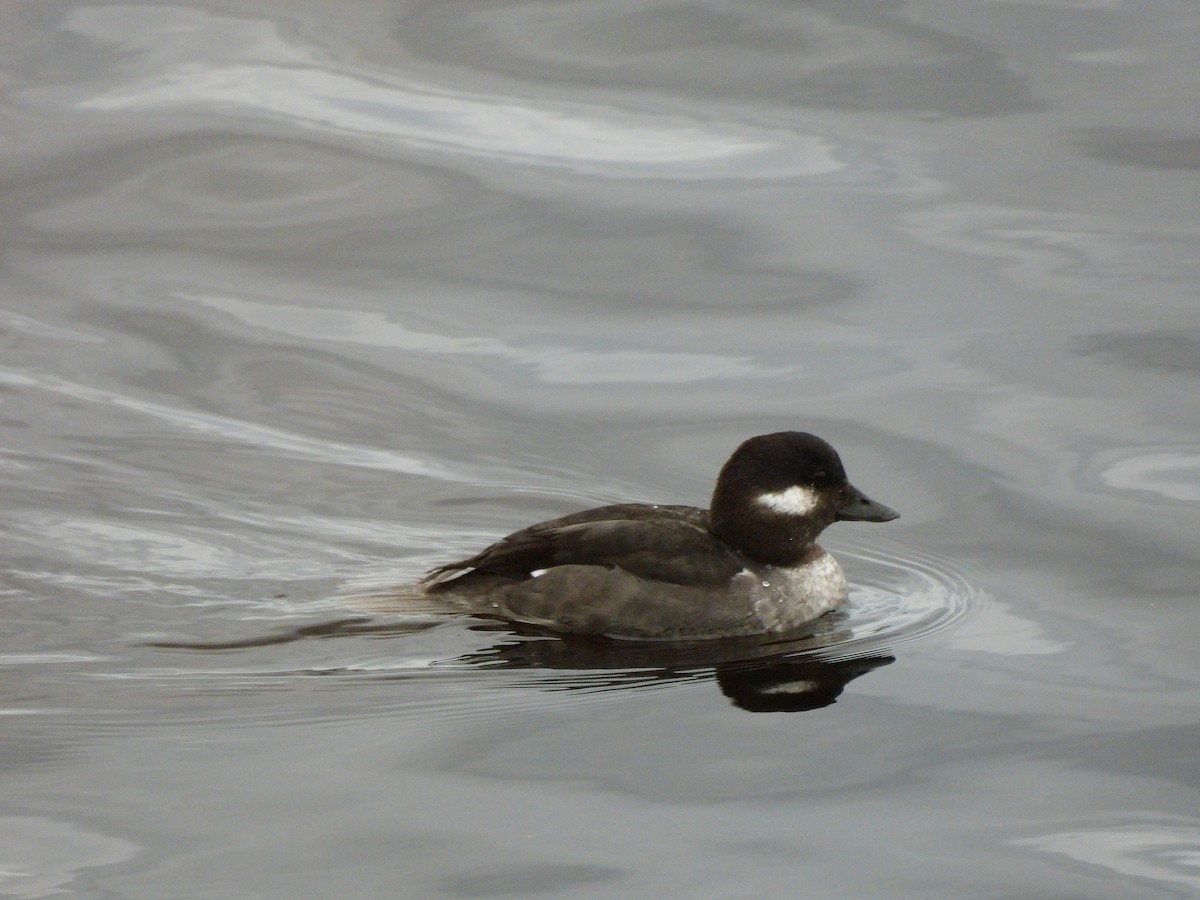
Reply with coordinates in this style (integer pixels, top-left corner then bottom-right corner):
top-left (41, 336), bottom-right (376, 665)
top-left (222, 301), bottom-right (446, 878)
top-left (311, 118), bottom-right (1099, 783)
top-left (417, 432), bottom-right (898, 640)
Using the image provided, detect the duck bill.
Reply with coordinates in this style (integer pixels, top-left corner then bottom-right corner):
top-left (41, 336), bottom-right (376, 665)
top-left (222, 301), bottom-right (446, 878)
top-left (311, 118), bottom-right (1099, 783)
top-left (836, 485), bottom-right (899, 522)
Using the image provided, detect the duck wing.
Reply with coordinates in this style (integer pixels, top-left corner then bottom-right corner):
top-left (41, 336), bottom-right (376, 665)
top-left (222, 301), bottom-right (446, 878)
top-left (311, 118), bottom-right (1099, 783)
top-left (423, 503), bottom-right (745, 588)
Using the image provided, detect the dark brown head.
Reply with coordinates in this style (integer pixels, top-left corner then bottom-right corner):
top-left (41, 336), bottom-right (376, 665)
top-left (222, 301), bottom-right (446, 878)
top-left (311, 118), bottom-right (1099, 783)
top-left (709, 432), bottom-right (898, 566)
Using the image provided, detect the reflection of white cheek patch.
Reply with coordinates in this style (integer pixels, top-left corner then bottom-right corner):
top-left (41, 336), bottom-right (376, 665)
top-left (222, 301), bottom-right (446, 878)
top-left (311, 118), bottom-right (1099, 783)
top-left (757, 485), bottom-right (820, 515)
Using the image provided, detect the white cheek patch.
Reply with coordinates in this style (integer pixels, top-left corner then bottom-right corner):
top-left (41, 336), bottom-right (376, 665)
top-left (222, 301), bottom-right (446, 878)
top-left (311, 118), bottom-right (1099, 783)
top-left (756, 485), bottom-right (821, 515)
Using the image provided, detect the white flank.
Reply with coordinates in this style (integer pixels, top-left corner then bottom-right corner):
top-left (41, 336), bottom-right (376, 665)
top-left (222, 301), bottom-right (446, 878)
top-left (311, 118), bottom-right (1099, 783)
top-left (756, 485), bottom-right (821, 515)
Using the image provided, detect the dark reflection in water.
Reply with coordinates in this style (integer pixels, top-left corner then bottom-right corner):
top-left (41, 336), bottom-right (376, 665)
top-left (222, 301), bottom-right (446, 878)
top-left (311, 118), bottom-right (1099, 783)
top-left (1076, 331), bottom-right (1200, 376)
top-left (444, 862), bottom-right (623, 898)
top-left (396, 0), bottom-right (1040, 116)
top-left (1075, 128), bottom-right (1200, 172)
top-left (715, 654), bottom-right (892, 712)
top-left (146, 616), bottom-right (427, 649)
top-left (149, 615), bottom-right (893, 713)
top-left (459, 621), bottom-right (895, 713)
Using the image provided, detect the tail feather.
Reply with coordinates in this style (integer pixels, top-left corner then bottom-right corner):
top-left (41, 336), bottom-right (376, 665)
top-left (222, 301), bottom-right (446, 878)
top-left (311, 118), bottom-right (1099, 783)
top-left (344, 584), bottom-right (455, 617)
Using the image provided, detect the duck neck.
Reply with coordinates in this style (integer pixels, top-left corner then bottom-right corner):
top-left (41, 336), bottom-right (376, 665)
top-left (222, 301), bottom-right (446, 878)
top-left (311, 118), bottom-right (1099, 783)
top-left (709, 498), bottom-right (828, 568)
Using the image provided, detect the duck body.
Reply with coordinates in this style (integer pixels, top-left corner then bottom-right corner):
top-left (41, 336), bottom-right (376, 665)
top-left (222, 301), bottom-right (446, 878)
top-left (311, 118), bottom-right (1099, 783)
top-left (418, 432), bottom-right (898, 640)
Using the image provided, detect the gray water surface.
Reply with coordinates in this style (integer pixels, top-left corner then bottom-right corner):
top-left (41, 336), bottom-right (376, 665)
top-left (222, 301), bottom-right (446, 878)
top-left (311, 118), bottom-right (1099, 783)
top-left (3, 2), bottom-right (1200, 898)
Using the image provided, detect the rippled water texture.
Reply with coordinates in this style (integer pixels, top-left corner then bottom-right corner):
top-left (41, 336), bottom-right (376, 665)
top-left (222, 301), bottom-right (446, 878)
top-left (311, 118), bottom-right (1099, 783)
top-left (3, 1), bottom-right (1199, 898)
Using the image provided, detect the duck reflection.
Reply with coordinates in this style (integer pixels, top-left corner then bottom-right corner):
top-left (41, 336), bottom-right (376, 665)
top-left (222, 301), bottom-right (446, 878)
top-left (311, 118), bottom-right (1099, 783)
top-left (456, 617), bottom-right (893, 712)
top-left (149, 613), bottom-right (892, 713)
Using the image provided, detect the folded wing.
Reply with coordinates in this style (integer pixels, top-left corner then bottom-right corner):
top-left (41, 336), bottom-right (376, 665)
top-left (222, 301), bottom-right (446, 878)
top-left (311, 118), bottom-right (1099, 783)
top-left (423, 503), bottom-right (746, 588)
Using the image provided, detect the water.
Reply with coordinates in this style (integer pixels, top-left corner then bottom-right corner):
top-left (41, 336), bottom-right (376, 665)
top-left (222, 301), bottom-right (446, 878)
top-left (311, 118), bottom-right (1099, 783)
top-left (3, 1), bottom-right (1199, 897)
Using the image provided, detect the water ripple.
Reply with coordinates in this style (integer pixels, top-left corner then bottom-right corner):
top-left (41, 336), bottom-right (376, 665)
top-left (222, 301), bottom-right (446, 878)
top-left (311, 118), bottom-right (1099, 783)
top-left (1013, 817), bottom-right (1200, 894)
top-left (188, 292), bottom-right (797, 385)
top-left (32, 537), bottom-right (984, 725)
top-left (832, 537), bottom-right (983, 657)
top-left (59, 6), bottom-right (848, 180)
top-left (0, 368), bottom-right (471, 480)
